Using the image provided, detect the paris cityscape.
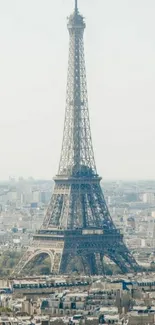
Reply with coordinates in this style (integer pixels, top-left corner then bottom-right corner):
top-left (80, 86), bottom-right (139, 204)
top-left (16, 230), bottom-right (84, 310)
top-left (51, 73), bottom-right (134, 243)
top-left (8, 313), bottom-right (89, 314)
top-left (0, 0), bottom-right (155, 325)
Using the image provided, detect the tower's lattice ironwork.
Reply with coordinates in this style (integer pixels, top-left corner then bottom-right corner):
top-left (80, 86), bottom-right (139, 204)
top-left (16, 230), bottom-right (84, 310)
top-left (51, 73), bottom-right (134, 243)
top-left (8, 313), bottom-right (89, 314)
top-left (13, 1), bottom-right (139, 275)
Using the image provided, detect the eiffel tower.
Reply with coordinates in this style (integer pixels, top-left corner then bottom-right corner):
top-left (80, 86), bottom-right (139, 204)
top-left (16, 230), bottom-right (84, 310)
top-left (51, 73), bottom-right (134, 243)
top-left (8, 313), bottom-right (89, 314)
top-left (13, 0), bottom-right (139, 275)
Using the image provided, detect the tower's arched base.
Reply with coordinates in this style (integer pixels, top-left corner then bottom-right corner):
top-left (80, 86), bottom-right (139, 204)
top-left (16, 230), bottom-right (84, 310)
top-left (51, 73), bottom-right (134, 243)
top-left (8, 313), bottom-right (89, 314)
top-left (12, 229), bottom-right (139, 276)
top-left (21, 252), bottom-right (51, 275)
top-left (12, 239), bottom-right (64, 275)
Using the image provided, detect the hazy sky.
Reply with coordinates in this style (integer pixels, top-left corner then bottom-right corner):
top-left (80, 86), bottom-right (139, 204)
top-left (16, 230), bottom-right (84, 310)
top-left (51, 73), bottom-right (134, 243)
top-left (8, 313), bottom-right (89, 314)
top-left (0, 0), bottom-right (155, 180)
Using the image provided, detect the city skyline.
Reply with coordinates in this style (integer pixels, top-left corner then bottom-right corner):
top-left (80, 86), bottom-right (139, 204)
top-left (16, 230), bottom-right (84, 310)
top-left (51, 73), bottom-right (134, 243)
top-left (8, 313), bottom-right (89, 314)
top-left (0, 0), bottom-right (155, 180)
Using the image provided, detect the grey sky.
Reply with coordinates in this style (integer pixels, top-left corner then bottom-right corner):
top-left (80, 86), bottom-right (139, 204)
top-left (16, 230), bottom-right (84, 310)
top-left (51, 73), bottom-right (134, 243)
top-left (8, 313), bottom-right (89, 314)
top-left (0, 0), bottom-right (155, 180)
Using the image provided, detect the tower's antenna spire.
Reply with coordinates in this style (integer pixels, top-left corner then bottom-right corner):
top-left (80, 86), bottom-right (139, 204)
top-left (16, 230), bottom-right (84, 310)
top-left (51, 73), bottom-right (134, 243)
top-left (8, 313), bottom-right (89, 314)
top-left (75, 0), bottom-right (78, 12)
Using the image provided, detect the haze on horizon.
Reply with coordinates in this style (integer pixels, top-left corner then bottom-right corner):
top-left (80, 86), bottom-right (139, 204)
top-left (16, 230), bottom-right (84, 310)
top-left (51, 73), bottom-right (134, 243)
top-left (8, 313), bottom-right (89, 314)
top-left (0, 0), bottom-right (155, 181)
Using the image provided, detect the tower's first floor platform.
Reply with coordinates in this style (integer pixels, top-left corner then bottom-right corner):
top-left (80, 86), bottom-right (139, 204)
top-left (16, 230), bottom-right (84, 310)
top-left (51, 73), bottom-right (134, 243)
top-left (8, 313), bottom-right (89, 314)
top-left (12, 227), bottom-right (140, 275)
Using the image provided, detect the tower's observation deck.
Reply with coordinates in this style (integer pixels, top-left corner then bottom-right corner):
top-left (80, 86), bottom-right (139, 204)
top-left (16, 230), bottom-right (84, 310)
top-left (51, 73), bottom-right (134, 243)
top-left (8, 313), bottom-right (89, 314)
top-left (68, 0), bottom-right (85, 27)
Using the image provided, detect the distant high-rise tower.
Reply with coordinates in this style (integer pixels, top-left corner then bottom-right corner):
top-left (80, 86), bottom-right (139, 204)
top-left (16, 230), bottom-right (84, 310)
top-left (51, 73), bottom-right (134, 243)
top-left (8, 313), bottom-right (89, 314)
top-left (13, 1), bottom-right (139, 275)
